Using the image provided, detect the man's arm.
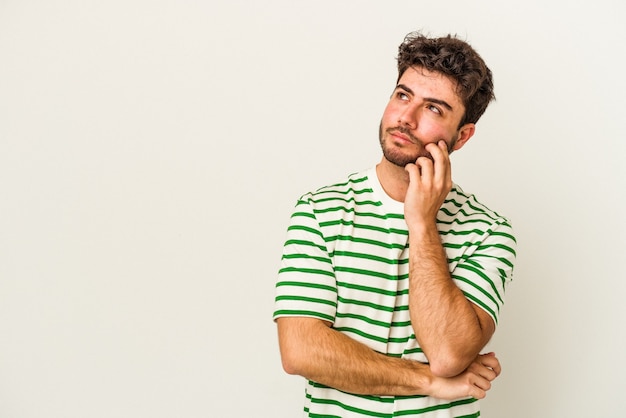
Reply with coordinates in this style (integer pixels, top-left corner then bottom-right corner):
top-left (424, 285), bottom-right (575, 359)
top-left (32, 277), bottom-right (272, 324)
top-left (404, 141), bottom-right (495, 377)
top-left (276, 316), bottom-right (500, 399)
top-left (406, 223), bottom-right (495, 377)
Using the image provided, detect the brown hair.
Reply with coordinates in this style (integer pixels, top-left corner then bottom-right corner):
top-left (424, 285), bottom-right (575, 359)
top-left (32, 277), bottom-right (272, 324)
top-left (397, 32), bottom-right (495, 127)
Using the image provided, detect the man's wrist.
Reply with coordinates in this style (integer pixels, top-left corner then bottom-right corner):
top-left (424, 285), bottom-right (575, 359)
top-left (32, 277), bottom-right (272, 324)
top-left (403, 359), bottom-right (435, 396)
top-left (407, 220), bottom-right (440, 242)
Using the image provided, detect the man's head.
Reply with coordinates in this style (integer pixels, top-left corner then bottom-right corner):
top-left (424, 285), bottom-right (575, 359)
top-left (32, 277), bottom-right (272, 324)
top-left (396, 31), bottom-right (495, 128)
top-left (378, 32), bottom-right (495, 168)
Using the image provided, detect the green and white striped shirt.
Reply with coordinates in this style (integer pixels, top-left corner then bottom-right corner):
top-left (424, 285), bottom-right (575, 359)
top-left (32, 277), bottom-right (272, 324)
top-left (274, 167), bottom-right (516, 417)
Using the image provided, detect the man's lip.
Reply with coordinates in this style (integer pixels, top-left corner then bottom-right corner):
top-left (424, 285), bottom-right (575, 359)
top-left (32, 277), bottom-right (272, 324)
top-left (390, 130), bottom-right (412, 143)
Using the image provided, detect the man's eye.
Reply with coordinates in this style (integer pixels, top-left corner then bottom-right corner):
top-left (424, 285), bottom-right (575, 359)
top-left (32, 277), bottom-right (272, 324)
top-left (397, 92), bottom-right (409, 100)
top-left (427, 105), bottom-right (441, 114)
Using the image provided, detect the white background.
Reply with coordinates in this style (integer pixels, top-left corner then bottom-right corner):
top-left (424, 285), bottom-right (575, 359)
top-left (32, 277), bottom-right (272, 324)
top-left (1, 1), bottom-right (625, 417)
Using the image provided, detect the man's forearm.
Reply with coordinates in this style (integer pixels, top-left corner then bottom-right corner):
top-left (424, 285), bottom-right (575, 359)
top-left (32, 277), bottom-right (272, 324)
top-left (277, 317), bottom-right (432, 396)
top-left (407, 222), bottom-right (493, 377)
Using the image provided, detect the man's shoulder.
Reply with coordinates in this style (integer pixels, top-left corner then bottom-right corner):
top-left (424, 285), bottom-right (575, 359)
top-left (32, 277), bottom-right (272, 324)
top-left (445, 183), bottom-right (511, 226)
top-left (298, 169), bottom-right (372, 202)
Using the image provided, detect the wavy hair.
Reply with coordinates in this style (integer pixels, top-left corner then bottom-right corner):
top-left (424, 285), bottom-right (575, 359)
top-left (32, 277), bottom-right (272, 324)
top-left (397, 32), bottom-right (495, 127)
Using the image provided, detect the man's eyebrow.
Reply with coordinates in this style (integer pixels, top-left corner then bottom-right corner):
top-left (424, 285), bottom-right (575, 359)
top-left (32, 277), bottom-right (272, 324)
top-left (395, 84), bottom-right (454, 111)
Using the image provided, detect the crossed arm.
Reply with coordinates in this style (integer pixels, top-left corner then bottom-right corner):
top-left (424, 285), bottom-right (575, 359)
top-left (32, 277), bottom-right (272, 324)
top-left (276, 316), bottom-right (499, 400)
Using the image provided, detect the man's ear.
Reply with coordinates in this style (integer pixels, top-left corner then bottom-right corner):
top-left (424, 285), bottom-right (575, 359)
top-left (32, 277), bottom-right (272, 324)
top-left (453, 123), bottom-right (476, 151)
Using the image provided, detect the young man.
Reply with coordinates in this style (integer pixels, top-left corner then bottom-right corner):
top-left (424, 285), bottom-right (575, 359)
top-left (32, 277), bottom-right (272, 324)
top-left (274, 31), bottom-right (516, 417)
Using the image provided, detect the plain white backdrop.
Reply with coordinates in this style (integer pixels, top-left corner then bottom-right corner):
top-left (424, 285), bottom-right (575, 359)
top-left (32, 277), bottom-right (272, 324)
top-left (1, 1), bottom-right (625, 417)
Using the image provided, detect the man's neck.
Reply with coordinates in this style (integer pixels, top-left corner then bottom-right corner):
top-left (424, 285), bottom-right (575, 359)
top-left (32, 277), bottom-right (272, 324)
top-left (375, 158), bottom-right (409, 203)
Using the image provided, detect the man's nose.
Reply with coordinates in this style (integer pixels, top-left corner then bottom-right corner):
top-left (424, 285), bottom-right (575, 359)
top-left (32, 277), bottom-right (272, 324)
top-left (398, 105), bottom-right (419, 129)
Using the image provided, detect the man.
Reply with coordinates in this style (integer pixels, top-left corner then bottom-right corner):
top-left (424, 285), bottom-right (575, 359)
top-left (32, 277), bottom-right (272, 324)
top-left (274, 31), bottom-right (516, 417)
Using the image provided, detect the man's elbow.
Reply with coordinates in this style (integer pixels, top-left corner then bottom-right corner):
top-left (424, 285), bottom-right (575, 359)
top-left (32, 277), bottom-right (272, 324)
top-left (280, 348), bottom-right (304, 376)
top-left (277, 325), bottom-right (310, 376)
top-left (276, 316), bottom-right (331, 377)
top-left (428, 353), bottom-right (472, 378)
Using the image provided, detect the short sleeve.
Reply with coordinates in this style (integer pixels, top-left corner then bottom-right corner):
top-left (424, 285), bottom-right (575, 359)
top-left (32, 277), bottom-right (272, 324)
top-left (451, 219), bottom-right (516, 326)
top-left (273, 197), bottom-right (338, 323)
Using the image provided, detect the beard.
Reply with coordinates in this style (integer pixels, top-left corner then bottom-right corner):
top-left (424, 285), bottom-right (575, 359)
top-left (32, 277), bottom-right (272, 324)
top-left (378, 121), bottom-right (458, 167)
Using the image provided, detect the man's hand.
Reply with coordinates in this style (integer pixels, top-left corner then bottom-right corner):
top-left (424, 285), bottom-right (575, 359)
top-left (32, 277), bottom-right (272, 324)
top-left (428, 353), bottom-right (501, 400)
top-left (403, 140), bottom-right (452, 227)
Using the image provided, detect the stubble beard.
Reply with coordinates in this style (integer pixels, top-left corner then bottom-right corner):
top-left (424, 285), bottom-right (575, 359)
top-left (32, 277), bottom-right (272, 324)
top-left (378, 121), bottom-right (457, 168)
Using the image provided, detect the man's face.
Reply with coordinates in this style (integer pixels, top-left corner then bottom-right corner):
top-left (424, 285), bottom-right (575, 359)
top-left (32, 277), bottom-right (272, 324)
top-left (379, 66), bottom-right (472, 167)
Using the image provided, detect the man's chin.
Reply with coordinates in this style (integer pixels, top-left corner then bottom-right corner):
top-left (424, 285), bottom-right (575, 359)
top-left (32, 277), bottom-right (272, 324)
top-left (384, 155), bottom-right (420, 168)
top-left (383, 151), bottom-right (433, 167)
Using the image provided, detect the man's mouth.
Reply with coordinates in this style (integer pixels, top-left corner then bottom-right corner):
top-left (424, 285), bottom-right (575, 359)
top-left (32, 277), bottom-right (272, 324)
top-left (388, 127), bottom-right (417, 144)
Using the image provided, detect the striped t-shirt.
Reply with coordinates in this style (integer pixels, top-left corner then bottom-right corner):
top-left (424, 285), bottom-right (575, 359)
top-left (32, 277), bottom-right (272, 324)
top-left (274, 167), bottom-right (516, 417)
